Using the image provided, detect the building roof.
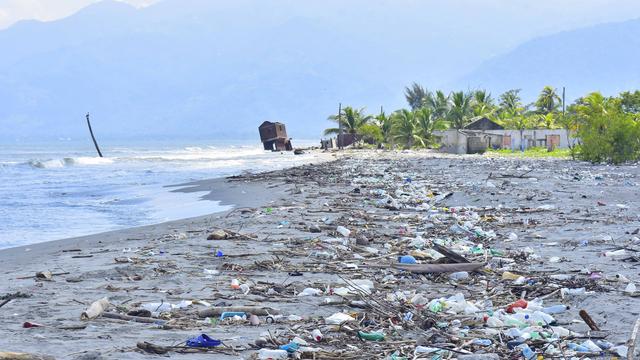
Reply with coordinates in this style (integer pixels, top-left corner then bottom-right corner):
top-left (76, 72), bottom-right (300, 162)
top-left (464, 116), bottom-right (504, 130)
top-left (259, 120), bottom-right (284, 128)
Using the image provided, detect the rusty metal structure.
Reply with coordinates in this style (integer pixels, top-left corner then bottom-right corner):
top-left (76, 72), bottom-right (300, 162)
top-left (258, 121), bottom-right (292, 151)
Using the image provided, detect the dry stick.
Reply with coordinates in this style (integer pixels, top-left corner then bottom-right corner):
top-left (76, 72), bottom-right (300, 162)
top-left (0, 299), bottom-right (11, 309)
top-left (101, 312), bottom-right (165, 324)
top-left (628, 316), bottom-right (640, 360)
top-left (579, 309), bottom-right (600, 331)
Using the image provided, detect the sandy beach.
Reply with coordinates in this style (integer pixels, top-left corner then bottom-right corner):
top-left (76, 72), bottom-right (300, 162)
top-left (2, 150), bottom-right (640, 359)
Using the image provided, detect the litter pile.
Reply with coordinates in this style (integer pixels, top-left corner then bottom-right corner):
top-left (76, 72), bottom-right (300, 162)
top-left (3, 151), bottom-right (640, 359)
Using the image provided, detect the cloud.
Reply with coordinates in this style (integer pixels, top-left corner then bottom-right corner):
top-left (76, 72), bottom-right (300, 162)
top-left (0, 0), bottom-right (158, 29)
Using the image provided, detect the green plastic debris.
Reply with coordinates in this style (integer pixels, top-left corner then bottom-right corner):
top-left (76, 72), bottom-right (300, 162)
top-left (429, 300), bottom-right (444, 313)
top-left (265, 207), bottom-right (273, 214)
top-left (358, 331), bottom-right (385, 341)
top-left (490, 248), bottom-right (504, 256)
top-left (389, 352), bottom-right (408, 360)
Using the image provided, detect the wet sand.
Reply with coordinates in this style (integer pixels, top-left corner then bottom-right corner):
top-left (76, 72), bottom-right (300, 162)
top-left (1, 150), bottom-right (639, 359)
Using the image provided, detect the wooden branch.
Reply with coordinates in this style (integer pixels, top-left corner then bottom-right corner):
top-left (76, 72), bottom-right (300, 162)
top-left (628, 316), bottom-right (640, 360)
top-left (197, 306), bottom-right (280, 318)
top-left (102, 312), bottom-right (165, 324)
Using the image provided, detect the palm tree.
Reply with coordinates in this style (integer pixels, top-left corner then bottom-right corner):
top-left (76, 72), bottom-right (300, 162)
top-left (376, 110), bottom-right (394, 145)
top-left (415, 107), bottom-right (447, 146)
top-left (324, 106), bottom-right (373, 135)
top-left (535, 86), bottom-right (562, 114)
top-left (404, 83), bottom-right (431, 111)
top-left (392, 109), bottom-right (424, 148)
top-left (499, 89), bottom-right (523, 115)
top-left (472, 89), bottom-right (495, 117)
top-left (538, 113), bottom-right (556, 129)
top-left (425, 90), bottom-right (449, 119)
top-left (447, 91), bottom-right (473, 129)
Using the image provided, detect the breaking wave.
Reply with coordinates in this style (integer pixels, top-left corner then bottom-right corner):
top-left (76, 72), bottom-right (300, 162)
top-left (28, 157), bottom-right (114, 168)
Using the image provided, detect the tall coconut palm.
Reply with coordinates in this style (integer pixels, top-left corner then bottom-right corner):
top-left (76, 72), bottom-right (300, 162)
top-left (499, 89), bottom-right (523, 115)
top-left (537, 113), bottom-right (556, 129)
top-left (535, 86), bottom-right (562, 114)
top-left (415, 108), bottom-right (447, 146)
top-left (404, 83), bottom-right (431, 111)
top-left (324, 106), bottom-right (373, 135)
top-left (472, 89), bottom-right (495, 117)
top-left (425, 90), bottom-right (449, 119)
top-left (392, 109), bottom-right (424, 148)
top-left (447, 91), bottom-right (473, 129)
top-left (376, 110), bottom-right (394, 145)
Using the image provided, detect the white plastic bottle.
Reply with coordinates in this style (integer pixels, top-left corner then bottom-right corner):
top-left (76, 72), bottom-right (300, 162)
top-left (258, 349), bottom-right (289, 360)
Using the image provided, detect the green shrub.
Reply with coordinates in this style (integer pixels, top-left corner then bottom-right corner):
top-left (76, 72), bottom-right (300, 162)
top-left (577, 112), bottom-right (640, 164)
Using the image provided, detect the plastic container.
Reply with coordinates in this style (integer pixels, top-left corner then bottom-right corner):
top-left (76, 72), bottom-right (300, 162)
top-left (311, 329), bottom-right (323, 342)
top-left (231, 279), bottom-right (240, 289)
top-left (220, 312), bottom-right (246, 320)
top-left (529, 311), bottom-right (555, 325)
top-left (472, 339), bottom-right (492, 346)
top-left (336, 226), bottom-right (351, 237)
top-left (398, 255), bottom-right (417, 264)
top-left (506, 299), bottom-right (528, 313)
top-left (449, 271), bottom-right (469, 281)
top-left (258, 349), bottom-right (288, 359)
top-left (518, 344), bottom-right (537, 360)
top-left (358, 331), bottom-right (385, 341)
top-left (542, 304), bottom-right (568, 314)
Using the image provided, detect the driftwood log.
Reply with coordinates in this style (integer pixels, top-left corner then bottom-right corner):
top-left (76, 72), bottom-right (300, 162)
top-left (0, 352), bottom-right (55, 360)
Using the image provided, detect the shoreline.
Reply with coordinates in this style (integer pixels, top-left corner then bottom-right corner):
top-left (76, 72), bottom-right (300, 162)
top-left (2, 150), bottom-right (639, 359)
top-left (0, 175), bottom-right (289, 267)
top-left (0, 148), bottom-right (336, 253)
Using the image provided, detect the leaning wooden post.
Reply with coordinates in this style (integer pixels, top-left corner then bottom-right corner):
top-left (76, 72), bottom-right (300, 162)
top-left (86, 112), bottom-right (103, 158)
top-left (338, 103), bottom-right (343, 150)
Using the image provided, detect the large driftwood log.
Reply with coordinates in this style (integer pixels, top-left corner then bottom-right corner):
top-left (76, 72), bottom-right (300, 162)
top-left (0, 352), bottom-right (55, 360)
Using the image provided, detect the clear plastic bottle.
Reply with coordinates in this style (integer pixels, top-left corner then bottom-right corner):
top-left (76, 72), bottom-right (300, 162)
top-left (542, 304), bottom-right (568, 314)
top-left (529, 311), bottom-right (555, 325)
top-left (258, 349), bottom-right (289, 359)
top-left (518, 344), bottom-right (537, 360)
top-left (485, 316), bottom-right (504, 327)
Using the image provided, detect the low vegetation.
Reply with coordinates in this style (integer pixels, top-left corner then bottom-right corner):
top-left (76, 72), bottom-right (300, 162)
top-left (324, 85), bottom-right (640, 164)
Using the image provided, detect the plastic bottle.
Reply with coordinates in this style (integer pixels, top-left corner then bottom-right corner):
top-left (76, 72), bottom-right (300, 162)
top-left (518, 344), bottom-right (537, 360)
top-left (502, 315), bottom-right (528, 328)
top-left (358, 331), bottom-right (385, 341)
top-left (258, 349), bottom-right (289, 359)
top-left (279, 342), bottom-right (299, 353)
top-left (529, 311), bottom-right (555, 325)
top-left (231, 279), bottom-right (240, 289)
top-left (542, 304), bottom-right (568, 314)
top-left (220, 312), bottom-right (246, 320)
top-left (473, 339), bottom-right (492, 346)
top-left (567, 343), bottom-right (589, 352)
top-left (485, 316), bottom-right (504, 327)
top-left (336, 226), bottom-right (351, 237)
top-left (449, 271), bottom-right (469, 281)
top-left (311, 329), bottom-right (323, 342)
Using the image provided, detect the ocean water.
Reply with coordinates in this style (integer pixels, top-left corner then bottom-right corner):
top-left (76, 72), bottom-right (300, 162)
top-left (0, 139), bottom-right (322, 249)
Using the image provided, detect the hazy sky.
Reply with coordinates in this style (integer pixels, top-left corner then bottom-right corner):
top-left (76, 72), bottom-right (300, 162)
top-left (0, 0), bottom-right (158, 29)
top-left (1, 0), bottom-right (640, 31)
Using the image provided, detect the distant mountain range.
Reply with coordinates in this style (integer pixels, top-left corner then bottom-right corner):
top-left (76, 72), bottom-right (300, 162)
top-left (454, 18), bottom-right (640, 102)
top-left (0, 0), bottom-right (639, 140)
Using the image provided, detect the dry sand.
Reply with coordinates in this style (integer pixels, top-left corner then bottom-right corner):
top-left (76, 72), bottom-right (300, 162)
top-left (1, 150), bottom-right (640, 359)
